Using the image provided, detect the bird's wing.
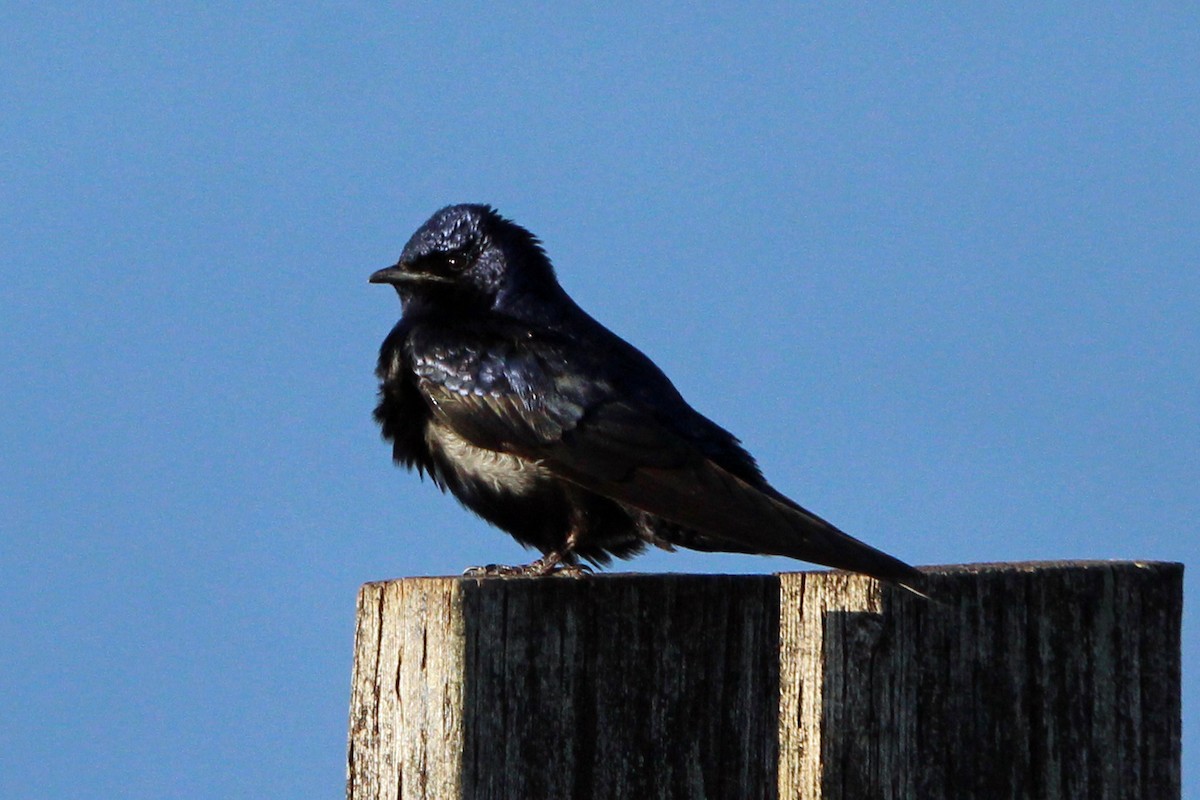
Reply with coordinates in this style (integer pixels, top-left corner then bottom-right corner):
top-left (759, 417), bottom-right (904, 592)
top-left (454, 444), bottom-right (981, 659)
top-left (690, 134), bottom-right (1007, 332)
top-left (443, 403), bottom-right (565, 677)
top-left (412, 325), bottom-right (922, 588)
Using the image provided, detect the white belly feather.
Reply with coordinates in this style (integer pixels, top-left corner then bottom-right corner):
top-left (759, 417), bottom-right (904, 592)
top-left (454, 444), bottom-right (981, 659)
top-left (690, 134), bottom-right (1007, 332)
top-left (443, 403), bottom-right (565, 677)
top-left (424, 423), bottom-right (552, 494)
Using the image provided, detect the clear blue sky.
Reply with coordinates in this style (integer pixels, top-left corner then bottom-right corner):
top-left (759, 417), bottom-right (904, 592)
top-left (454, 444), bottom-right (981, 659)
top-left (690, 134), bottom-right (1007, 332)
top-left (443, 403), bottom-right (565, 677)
top-left (2, 4), bottom-right (1196, 797)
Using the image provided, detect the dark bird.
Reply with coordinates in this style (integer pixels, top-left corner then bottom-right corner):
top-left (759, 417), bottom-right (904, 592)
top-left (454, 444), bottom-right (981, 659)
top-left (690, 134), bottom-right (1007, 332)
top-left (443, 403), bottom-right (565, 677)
top-left (371, 204), bottom-right (923, 591)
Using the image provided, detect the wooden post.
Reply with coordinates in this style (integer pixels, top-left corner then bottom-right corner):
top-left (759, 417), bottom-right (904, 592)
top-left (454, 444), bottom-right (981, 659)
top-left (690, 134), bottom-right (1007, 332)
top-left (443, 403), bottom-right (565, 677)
top-left (346, 562), bottom-right (1181, 800)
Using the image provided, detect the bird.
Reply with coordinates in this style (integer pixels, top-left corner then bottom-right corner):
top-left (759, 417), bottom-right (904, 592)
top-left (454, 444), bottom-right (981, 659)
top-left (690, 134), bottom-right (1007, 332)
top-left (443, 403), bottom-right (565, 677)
top-left (370, 204), bottom-right (924, 592)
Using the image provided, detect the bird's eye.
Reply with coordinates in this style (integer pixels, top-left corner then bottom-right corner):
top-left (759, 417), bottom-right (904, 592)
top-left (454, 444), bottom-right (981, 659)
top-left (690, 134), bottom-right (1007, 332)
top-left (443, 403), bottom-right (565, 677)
top-left (443, 253), bottom-right (468, 272)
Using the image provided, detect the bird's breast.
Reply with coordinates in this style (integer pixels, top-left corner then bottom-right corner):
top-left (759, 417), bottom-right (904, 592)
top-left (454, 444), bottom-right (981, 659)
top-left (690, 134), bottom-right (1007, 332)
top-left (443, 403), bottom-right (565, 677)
top-left (424, 422), bottom-right (552, 496)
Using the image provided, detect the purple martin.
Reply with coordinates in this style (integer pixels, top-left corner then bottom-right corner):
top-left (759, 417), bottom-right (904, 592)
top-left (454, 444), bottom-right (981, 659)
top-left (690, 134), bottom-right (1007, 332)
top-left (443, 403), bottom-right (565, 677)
top-left (371, 204), bottom-right (923, 591)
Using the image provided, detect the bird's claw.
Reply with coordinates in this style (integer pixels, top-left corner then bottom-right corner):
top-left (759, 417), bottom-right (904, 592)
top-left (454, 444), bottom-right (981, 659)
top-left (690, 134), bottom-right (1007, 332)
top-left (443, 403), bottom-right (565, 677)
top-left (462, 563), bottom-right (526, 577)
top-left (462, 559), bottom-right (593, 578)
top-left (542, 562), bottom-right (593, 578)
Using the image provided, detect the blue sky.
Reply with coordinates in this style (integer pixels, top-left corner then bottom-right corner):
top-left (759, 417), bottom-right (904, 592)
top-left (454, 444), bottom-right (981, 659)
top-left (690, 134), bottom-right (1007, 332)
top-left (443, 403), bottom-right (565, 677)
top-left (2, 4), bottom-right (1196, 797)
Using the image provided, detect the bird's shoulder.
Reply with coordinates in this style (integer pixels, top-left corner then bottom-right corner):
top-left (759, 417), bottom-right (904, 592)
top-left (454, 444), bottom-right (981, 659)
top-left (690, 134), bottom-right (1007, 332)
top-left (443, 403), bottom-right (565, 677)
top-left (399, 311), bottom-right (615, 396)
top-left (393, 314), bottom-right (594, 452)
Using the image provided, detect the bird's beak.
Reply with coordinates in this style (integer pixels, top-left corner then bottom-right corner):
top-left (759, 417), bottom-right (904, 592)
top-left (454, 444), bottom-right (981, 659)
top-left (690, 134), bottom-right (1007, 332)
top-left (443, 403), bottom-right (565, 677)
top-left (369, 264), bottom-right (408, 285)
top-left (369, 263), bottom-right (453, 285)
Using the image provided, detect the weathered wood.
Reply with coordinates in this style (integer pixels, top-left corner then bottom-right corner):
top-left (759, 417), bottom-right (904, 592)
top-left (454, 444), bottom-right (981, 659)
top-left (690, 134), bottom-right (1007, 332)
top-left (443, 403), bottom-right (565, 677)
top-left (347, 562), bottom-right (1181, 800)
top-left (347, 578), bottom-right (465, 800)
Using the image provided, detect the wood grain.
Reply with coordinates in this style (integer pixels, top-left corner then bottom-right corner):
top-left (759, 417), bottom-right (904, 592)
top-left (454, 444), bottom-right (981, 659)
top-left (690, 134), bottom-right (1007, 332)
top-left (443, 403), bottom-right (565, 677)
top-left (347, 562), bottom-right (1181, 800)
top-left (347, 578), bottom-right (465, 800)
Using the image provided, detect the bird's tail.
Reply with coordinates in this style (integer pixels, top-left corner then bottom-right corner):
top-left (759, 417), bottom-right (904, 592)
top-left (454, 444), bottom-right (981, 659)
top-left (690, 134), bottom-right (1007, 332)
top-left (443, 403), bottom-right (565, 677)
top-left (624, 458), bottom-right (928, 595)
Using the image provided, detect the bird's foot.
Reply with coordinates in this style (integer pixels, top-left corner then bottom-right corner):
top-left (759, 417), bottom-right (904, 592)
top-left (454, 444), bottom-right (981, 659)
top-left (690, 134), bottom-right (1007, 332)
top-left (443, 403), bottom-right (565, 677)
top-left (539, 561), bottom-right (593, 578)
top-left (523, 550), bottom-right (592, 577)
top-left (462, 563), bottom-right (527, 577)
top-left (462, 553), bottom-right (592, 578)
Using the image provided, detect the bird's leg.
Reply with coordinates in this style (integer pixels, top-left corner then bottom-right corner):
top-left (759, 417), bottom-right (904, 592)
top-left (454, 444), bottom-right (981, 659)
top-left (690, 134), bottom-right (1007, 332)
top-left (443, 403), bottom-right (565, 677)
top-left (521, 549), bottom-right (592, 577)
top-left (463, 508), bottom-right (593, 578)
top-left (532, 512), bottom-right (594, 577)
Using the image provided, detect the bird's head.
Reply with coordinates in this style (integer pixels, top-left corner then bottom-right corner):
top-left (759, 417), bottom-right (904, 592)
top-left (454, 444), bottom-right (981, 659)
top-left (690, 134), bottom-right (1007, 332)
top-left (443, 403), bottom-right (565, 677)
top-left (370, 204), bottom-right (558, 312)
